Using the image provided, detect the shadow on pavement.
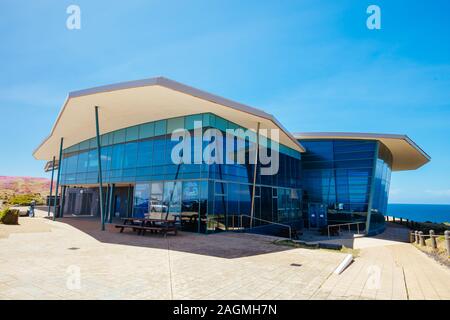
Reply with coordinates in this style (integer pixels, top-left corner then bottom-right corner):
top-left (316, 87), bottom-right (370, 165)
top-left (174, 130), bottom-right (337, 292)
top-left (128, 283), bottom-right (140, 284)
top-left (45, 215), bottom-right (295, 259)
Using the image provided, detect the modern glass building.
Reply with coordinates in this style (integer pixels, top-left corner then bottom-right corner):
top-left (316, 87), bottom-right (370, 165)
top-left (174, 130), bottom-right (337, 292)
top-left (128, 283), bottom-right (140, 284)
top-left (33, 77), bottom-right (430, 236)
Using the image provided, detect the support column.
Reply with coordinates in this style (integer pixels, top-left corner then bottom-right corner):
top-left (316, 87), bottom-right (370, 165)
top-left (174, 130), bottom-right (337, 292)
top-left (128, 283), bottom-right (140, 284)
top-left (95, 106), bottom-right (105, 231)
top-left (126, 185), bottom-right (132, 217)
top-left (104, 184), bottom-right (109, 223)
top-left (249, 122), bottom-right (260, 228)
top-left (53, 138), bottom-right (64, 220)
top-left (108, 183), bottom-right (115, 223)
top-left (48, 156), bottom-right (56, 217)
top-left (60, 186), bottom-right (67, 218)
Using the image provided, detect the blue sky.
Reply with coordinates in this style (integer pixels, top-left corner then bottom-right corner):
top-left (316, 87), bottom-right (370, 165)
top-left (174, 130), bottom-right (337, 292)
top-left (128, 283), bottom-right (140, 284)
top-left (0, 0), bottom-right (449, 204)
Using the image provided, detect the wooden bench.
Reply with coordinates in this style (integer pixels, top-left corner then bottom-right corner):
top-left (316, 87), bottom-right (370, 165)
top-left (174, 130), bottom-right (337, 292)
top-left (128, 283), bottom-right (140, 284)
top-left (113, 223), bottom-right (145, 233)
top-left (113, 223), bottom-right (177, 237)
top-left (140, 225), bottom-right (177, 236)
top-left (113, 214), bottom-right (179, 237)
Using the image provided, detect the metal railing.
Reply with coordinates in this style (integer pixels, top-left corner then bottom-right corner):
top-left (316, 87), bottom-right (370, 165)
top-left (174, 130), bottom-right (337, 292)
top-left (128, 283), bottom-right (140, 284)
top-left (208, 214), bottom-right (293, 239)
top-left (239, 215), bottom-right (293, 239)
top-left (327, 221), bottom-right (366, 238)
top-left (385, 215), bottom-right (421, 228)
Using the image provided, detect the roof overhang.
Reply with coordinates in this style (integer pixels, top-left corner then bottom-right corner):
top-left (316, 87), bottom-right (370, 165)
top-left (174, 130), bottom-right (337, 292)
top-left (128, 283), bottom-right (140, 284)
top-left (33, 77), bottom-right (305, 160)
top-left (293, 132), bottom-right (430, 171)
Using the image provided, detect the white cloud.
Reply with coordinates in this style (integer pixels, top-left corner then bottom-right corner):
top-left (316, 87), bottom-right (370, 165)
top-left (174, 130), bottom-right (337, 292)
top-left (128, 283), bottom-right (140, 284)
top-left (425, 189), bottom-right (450, 197)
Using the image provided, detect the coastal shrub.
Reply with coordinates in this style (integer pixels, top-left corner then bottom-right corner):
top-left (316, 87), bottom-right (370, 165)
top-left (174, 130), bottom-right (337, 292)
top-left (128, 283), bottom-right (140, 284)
top-left (414, 222), bottom-right (450, 234)
top-left (8, 194), bottom-right (44, 206)
top-left (0, 208), bottom-right (19, 225)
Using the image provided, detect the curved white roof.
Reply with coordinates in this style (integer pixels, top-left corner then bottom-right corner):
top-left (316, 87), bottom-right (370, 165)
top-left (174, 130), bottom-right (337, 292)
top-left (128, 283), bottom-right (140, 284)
top-left (33, 77), bottom-right (305, 160)
top-left (294, 132), bottom-right (430, 171)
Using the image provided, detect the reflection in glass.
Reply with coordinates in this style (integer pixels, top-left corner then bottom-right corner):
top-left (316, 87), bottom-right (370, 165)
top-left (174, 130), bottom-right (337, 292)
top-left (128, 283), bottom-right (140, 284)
top-left (149, 182), bottom-right (165, 216)
top-left (163, 181), bottom-right (181, 215)
top-left (133, 183), bottom-right (149, 218)
top-left (181, 181), bottom-right (200, 232)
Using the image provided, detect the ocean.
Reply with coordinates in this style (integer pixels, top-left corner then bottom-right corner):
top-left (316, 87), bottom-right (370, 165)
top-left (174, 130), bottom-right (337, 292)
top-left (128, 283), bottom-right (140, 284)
top-left (387, 204), bottom-right (450, 223)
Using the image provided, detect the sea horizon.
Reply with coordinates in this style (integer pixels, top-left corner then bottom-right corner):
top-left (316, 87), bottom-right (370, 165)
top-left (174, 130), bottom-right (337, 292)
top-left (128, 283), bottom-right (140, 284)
top-left (387, 203), bottom-right (450, 223)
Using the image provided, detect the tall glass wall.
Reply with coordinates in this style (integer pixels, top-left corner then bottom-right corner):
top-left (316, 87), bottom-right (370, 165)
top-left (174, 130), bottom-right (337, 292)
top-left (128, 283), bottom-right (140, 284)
top-left (58, 112), bottom-right (303, 233)
top-left (299, 139), bottom-right (392, 233)
top-left (370, 142), bottom-right (393, 233)
top-left (300, 140), bottom-right (376, 226)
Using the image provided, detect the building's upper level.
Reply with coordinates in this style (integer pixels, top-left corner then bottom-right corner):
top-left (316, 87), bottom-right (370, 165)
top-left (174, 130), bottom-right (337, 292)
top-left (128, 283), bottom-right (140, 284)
top-left (33, 77), bottom-right (304, 161)
top-left (33, 77), bottom-right (431, 172)
top-left (294, 132), bottom-right (430, 171)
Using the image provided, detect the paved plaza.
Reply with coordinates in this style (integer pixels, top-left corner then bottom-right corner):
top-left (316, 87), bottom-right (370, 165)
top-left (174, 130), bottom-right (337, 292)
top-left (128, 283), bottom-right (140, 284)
top-left (0, 211), bottom-right (449, 300)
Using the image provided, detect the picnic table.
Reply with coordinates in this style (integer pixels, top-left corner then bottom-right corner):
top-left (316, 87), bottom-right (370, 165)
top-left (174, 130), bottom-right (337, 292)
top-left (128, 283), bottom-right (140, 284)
top-left (113, 215), bottom-right (178, 237)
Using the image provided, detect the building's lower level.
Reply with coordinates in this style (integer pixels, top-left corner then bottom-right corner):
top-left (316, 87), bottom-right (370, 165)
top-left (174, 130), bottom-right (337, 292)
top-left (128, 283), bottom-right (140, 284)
top-left (35, 77), bottom-right (431, 237)
top-left (61, 179), bottom-right (303, 236)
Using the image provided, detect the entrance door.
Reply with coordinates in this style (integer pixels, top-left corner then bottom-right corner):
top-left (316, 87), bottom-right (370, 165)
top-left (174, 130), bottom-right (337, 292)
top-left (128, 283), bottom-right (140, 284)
top-left (68, 193), bottom-right (76, 214)
top-left (308, 203), bottom-right (327, 229)
top-left (80, 193), bottom-right (93, 215)
top-left (114, 195), bottom-right (121, 217)
top-left (112, 186), bottom-right (133, 218)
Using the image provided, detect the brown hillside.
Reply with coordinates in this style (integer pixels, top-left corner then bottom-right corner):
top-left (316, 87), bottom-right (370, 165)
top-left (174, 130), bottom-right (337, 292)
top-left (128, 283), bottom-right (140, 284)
top-left (0, 176), bottom-right (52, 200)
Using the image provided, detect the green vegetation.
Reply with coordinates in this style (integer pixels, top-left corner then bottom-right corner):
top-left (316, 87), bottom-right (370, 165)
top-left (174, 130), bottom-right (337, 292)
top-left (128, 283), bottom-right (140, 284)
top-left (340, 246), bottom-right (360, 257)
top-left (394, 219), bottom-right (450, 234)
top-left (7, 194), bottom-right (44, 206)
top-left (0, 208), bottom-right (19, 225)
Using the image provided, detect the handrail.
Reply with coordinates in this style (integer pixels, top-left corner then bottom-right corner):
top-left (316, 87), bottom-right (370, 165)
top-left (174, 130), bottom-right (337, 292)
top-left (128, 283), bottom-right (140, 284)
top-left (206, 214), bottom-right (293, 239)
top-left (238, 214), bottom-right (292, 239)
top-left (327, 221), bottom-right (365, 238)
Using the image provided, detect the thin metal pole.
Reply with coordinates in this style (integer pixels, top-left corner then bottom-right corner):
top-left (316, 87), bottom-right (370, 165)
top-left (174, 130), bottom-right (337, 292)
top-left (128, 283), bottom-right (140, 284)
top-left (126, 184), bottom-right (131, 218)
top-left (53, 138), bottom-right (64, 220)
top-left (249, 122), bottom-right (260, 229)
top-left (104, 184), bottom-right (109, 222)
top-left (95, 106), bottom-right (105, 231)
top-left (60, 186), bottom-right (66, 217)
top-left (47, 156), bottom-right (55, 216)
top-left (108, 183), bottom-right (115, 223)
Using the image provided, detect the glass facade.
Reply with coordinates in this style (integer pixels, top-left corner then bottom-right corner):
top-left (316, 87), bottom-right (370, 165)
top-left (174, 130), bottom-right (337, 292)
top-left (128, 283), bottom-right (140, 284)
top-left (299, 139), bottom-right (392, 234)
top-left (59, 113), bottom-right (303, 234)
top-left (57, 113), bottom-right (398, 236)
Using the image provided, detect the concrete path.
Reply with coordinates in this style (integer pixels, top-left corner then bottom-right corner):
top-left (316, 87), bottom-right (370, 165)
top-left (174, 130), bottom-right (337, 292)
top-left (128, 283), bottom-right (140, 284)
top-left (0, 212), bottom-right (344, 300)
top-left (0, 212), bottom-right (449, 300)
top-left (312, 224), bottom-right (450, 300)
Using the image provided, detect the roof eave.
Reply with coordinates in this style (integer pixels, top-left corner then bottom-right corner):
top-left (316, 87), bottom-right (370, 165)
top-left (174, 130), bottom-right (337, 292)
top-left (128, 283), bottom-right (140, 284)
top-left (293, 132), bottom-right (431, 171)
top-left (34, 77), bottom-right (306, 160)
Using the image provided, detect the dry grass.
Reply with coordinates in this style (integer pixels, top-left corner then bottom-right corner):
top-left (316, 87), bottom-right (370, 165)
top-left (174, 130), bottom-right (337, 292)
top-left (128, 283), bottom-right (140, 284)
top-left (273, 239), bottom-right (360, 257)
top-left (413, 235), bottom-right (449, 267)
